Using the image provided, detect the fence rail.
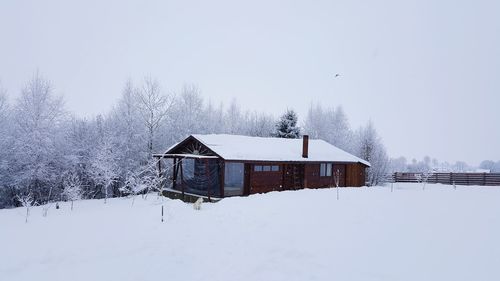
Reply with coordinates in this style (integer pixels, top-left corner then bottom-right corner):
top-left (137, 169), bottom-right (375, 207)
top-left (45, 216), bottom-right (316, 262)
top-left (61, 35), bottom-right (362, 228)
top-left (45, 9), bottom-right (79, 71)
top-left (391, 172), bottom-right (500, 186)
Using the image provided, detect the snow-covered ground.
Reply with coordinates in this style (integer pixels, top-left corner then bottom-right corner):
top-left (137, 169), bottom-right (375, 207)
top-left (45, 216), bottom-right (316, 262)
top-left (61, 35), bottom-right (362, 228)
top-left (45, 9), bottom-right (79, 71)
top-left (1, 183), bottom-right (499, 281)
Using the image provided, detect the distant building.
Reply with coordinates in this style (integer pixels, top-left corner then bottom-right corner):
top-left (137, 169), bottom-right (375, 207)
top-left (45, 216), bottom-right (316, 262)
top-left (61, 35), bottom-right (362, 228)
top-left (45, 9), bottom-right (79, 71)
top-left (154, 134), bottom-right (370, 200)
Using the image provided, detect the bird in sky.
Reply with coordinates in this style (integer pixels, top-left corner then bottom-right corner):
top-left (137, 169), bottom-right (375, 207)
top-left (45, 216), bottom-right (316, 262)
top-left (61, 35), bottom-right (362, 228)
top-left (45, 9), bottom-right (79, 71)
top-left (334, 73), bottom-right (340, 78)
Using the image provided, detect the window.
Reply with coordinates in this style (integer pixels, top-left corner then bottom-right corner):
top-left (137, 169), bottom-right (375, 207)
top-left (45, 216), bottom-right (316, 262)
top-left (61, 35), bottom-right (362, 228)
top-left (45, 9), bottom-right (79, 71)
top-left (320, 163), bottom-right (332, 177)
top-left (225, 163), bottom-right (244, 196)
top-left (254, 165), bottom-right (280, 172)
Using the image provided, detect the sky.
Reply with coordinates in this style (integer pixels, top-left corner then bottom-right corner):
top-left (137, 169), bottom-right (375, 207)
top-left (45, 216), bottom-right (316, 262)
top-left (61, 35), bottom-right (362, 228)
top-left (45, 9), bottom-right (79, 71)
top-left (1, 0), bottom-right (499, 165)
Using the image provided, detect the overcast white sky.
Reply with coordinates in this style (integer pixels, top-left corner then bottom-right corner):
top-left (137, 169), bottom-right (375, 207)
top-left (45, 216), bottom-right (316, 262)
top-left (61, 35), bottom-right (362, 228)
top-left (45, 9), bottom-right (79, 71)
top-left (1, 0), bottom-right (499, 165)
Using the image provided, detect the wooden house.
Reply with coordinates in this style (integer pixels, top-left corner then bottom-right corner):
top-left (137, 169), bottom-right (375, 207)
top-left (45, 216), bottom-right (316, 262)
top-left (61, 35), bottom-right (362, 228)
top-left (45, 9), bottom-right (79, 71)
top-left (153, 134), bottom-right (370, 200)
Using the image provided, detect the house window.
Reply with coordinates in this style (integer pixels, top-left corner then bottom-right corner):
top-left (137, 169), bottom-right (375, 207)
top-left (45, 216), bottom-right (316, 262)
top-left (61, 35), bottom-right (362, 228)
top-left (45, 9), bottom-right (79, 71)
top-left (225, 162), bottom-right (244, 196)
top-left (320, 163), bottom-right (332, 177)
top-left (254, 165), bottom-right (280, 172)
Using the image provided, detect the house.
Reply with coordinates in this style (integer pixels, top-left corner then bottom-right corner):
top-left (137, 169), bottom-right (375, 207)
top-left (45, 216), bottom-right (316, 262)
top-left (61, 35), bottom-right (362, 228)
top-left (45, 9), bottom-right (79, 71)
top-left (153, 134), bottom-right (370, 200)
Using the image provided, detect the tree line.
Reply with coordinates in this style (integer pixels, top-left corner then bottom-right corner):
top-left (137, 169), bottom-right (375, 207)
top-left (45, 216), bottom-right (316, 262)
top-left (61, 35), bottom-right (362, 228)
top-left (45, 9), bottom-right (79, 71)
top-left (0, 73), bottom-right (389, 208)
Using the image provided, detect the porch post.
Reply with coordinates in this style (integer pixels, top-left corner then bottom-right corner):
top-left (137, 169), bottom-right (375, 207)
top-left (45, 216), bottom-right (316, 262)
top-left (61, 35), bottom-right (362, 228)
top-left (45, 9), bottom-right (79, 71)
top-left (180, 158), bottom-right (185, 197)
top-left (219, 161), bottom-right (225, 198)
top-left (157, 157), bottom-right (163, 194)
top-left (172, 157), bottom-right (178, 190)
top-left (205, 159), bottom-right (211, 202)
top-left (157, 158), bottom-right (162, 177)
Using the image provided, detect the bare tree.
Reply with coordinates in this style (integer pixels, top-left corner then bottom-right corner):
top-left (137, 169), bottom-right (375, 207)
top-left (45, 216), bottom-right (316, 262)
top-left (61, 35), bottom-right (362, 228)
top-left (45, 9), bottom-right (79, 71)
top-left (135, 77), bottom-right (174, 156)
top-left (333, 168), bottom-right (341, 200)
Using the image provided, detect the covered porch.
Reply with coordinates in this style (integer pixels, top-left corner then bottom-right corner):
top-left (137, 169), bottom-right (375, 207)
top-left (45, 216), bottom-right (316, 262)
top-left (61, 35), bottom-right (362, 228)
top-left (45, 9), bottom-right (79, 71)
top-left (153, 153), bottom-right (222, 201)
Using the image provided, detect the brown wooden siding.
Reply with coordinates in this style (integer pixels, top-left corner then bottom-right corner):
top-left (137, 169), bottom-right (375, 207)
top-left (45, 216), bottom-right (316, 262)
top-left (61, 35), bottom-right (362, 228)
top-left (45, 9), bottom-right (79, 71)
top-left (246, 162), bottom-right (366, 194)
top-left (249, 163), bottom-right (283, 194)
top-left (304, 163), bottom-right (332, 188)
top-left (345, 163), bottom-right (366, 187)
top-left (303, 164), bottom-right (347, 188)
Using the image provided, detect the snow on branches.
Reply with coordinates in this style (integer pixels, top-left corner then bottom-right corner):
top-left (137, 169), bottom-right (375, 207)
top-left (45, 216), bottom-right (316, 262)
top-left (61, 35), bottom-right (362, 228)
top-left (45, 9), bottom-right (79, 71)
top-left (274, 109), bottom-right (301, 139)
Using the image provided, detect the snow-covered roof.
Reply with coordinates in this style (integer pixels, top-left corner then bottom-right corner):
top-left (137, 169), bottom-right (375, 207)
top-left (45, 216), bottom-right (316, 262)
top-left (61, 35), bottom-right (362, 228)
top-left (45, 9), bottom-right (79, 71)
top-left (181, 134), bottom-right (370, 166)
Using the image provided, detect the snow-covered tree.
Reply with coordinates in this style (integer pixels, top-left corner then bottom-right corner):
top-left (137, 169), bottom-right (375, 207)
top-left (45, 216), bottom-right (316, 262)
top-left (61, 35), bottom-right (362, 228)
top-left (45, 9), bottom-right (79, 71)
top-left (0, 83), bottom-right (7, 121)
top-left (171, 84), bottom-right (204, 137)
top-left (89, 138), bottom-right (120, 203)
top-left (329, 106), bottom-right (353, 152)
top-left (0, 88), bottom-right (15, 208)
top-left (0, 84), bottom-right (10, 172)
top-left (224, 99), bottom-right (244, 134)
top-left (274, 109), bottom-right (300, 138)
top-left (108, 80), bottom-right (145, 174)
top-left (64, 117), bottom-right (98, 198)
top-left (479, 160), bottom-right (496, 172)
top-left (10, 73), bottom-right (66, 204)
top-left (354, 121), bottom-right (389, 186)
top-left (453, 161), bottom-right (469, 172)
top-left (407, 157), bottom-right (432, 173)
top-left (135, 77), bottom-right (174, 156)
top-left (389, 157), bottom-right (408, 173)
top-left (303, 103), bottom-right (325, 139)
top-left (202, 100), bottom-right (225, 134)
top-left (245, 111), bottom-right (275, 137)
top-left (62, 172), bottom-right (82, 210)
top-left (303, 104), bottom-right (353, 152)
top-left (16, 192), bottom-right (36, 223)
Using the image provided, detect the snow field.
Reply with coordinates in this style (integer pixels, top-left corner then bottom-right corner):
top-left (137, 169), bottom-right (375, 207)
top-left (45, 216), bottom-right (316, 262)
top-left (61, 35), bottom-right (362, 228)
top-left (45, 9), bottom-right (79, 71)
top-left (1, 183), bottom-right (499, 281)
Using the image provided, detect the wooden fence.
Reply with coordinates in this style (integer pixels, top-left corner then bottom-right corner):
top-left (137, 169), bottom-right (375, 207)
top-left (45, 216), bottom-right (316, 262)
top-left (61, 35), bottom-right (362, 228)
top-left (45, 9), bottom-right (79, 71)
top-left (391, 172), bottom-right (500, 186)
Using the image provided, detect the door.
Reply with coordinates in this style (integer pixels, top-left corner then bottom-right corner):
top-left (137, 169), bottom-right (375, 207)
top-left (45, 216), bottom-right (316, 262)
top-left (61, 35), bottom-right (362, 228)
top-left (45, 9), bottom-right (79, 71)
top-left (283, 164), bottom-right (305, 190)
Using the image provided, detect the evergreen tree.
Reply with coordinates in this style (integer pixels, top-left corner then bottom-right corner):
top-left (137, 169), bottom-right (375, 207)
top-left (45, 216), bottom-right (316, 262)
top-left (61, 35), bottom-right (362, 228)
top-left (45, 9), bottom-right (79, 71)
top-left (274, 109), bottom-right (301, 138)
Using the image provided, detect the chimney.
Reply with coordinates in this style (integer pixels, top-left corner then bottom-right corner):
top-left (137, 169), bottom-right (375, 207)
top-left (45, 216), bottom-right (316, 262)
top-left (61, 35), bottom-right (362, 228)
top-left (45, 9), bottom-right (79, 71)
top-left (302, 135), bottom-right (309, 158)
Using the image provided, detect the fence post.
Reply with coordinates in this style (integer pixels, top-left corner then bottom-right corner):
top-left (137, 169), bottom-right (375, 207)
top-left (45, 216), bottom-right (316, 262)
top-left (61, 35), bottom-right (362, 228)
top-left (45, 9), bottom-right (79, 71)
top-left (483, 173), bottom-right (486, 186)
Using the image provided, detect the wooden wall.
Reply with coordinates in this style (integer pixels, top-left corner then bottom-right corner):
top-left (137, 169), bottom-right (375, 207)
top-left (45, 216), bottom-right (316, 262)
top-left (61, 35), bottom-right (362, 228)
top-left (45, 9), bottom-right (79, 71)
top-left (345, 163), bottom-right (366, 187)
top-left (304, 164), bottom-right (334, 188)
top-left (304, 164), bottom-right (348, 188)
top-left (245, 162), bottom-right (366, 195)
top-left (248, 164), bottom-right (282, 194)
